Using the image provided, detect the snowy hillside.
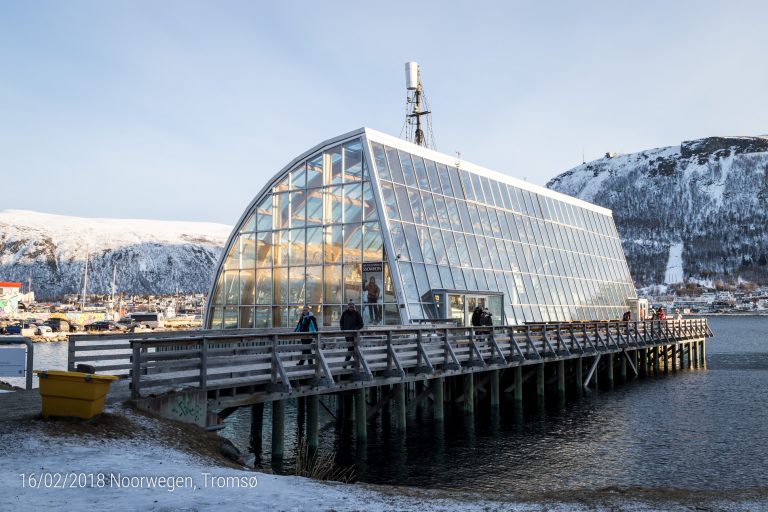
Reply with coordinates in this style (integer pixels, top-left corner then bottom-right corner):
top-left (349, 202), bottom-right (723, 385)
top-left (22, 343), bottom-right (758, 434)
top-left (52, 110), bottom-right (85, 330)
top-left (0, 210), bottom-right (232, 299)
top-left (547, 136), bottom-right (768, 287)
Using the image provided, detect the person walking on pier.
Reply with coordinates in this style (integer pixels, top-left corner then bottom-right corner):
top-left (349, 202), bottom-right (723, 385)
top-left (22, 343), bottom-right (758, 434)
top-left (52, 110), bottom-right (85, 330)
top-left (481, 307), bottom-right (493, 326)
top-left (340, 300), bottom-right (364, 365)
top-left (471, 306), bottom-right (483, 327)
top-left (295, 306), bottom-right (318, 366)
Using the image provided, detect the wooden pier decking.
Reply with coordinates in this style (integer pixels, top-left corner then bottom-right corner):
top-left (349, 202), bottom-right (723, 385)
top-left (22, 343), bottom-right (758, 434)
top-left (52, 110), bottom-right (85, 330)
top-left (63, 318), bottom-right (711, 458)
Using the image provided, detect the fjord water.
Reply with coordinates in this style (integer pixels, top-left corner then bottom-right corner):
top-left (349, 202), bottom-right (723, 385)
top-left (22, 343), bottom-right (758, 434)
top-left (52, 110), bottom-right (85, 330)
top-left (220, 316), bottom-right (768, 500)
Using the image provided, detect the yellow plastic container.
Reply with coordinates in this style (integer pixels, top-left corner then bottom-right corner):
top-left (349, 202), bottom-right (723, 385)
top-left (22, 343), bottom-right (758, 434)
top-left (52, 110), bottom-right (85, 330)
top-left (34, 370), bottom-right (119, 419)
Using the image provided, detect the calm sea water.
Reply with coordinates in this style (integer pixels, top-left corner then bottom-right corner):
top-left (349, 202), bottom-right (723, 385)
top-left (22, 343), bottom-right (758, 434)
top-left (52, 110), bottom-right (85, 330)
top-left (219, 316), bottom-right (768, 499)
top-left (9, 317), bottom-right (767, 500)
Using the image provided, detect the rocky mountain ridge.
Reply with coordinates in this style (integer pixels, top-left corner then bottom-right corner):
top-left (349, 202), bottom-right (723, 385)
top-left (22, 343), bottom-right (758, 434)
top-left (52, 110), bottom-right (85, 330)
top-left (0, 210), bottom-right (231, 299)
top-left (547, 135), bottom-right (768, 287)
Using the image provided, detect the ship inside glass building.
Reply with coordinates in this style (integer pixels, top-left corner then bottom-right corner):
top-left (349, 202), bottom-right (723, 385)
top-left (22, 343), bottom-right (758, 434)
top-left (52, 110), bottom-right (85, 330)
top-left (205, 127), bottom-right (637, 330)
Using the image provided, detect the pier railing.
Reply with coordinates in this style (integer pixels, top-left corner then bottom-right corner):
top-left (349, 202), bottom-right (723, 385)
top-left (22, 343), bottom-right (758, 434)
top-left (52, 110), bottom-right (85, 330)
top-left (68, 319), bottom-right (711, 401)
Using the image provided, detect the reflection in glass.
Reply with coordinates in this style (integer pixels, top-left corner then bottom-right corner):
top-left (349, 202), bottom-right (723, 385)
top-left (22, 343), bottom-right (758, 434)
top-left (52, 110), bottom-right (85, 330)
top-left (343, 223), bottom-right (363, 263)
top-left (255, 268), bottom-right (272, 305)
top-left (343, 139), bottom-right (363, 180)
top-left (324, 265), bottom-right (342, 303)
top-left (324, 225), bottom-right (343, 264)
top-left (343, 264), bottom-right (362, 303)
top-left (343, 183), bottom-right (363, 223)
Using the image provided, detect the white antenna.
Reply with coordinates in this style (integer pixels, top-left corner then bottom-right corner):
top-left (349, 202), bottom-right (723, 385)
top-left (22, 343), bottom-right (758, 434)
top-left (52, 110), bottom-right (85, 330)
top-left (403, 62), bottom-right (434, 148)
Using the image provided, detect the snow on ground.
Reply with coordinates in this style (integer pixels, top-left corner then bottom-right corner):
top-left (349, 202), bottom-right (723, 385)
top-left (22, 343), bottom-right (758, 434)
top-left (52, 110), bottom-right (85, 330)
top-left (664, 242), bottom-right (684, 284)
top-left (0, 405), bottom-right (511, 512)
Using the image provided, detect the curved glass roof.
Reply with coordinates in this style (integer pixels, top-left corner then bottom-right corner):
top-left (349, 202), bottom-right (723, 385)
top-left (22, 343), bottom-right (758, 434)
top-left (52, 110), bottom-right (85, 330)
top-left (206, 128), bottom-right (636, 329)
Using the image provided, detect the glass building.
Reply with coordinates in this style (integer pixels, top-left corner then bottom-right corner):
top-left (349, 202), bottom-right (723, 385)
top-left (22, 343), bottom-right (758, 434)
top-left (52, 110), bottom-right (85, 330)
top-left (206, 128), bottom-right (637, 329)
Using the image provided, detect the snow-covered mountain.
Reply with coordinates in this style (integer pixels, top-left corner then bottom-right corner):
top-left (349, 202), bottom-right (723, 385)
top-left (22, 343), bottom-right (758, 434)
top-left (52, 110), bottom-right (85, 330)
top-left (547, 136), bottom-right (768, 287)
top-left (0, 210), bottom-right (232, 299)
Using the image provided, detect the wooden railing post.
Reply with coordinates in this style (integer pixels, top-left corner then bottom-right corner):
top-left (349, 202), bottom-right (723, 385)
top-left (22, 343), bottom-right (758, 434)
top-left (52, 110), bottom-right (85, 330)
top-left (131, 341), bottom-right (141, 399)
top-left (200, 337), bottom-right (208, 393)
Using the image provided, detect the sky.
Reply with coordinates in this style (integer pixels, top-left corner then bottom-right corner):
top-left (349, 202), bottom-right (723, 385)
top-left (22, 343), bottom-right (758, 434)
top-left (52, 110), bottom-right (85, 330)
top-left (1, 0), bottom-right (766, 225)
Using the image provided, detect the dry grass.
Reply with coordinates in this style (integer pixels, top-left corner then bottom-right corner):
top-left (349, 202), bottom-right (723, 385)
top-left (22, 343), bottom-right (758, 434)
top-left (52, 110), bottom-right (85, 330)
top-left (294, 436), bottom-right (355, 483)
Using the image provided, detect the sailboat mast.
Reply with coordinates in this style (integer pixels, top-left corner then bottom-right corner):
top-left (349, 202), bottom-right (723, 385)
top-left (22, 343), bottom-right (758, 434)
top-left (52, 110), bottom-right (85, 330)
top-left (81, 249), bottom-right (89, 310)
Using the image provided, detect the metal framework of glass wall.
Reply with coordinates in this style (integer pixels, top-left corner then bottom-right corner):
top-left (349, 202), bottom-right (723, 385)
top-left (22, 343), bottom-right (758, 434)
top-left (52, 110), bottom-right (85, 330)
top-left (206, 128), bottom-right (636, 329)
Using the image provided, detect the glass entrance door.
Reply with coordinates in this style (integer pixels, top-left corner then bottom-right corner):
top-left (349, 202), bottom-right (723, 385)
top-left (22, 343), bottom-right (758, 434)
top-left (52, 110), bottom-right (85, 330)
top-left (448, 294), bottom-right (465, 325)
top-left (465, 295), bottom-right (487, 326)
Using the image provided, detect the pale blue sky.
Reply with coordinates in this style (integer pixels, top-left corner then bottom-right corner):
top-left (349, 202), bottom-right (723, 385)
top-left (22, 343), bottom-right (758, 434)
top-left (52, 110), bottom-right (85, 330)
top-left (1, 1), bottom-right (766, 224)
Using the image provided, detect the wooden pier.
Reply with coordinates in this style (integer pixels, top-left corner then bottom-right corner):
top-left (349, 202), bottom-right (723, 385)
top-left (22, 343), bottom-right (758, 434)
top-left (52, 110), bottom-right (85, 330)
top-left (68, 319), bottom-right (711, 462)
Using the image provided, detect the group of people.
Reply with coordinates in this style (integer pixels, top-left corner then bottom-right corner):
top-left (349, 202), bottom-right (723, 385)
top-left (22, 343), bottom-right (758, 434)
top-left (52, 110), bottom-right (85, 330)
top-left (620, 307), bottom-right (684, 322)
top-left (294, 300), bottom-right (364, 366)
top-left (470, 306), bottom-right (493, 327)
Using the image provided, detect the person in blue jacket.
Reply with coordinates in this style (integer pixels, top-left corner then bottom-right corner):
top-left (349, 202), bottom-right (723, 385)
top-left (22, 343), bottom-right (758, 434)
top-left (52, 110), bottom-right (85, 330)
top-left (295, 305), bottom-right (318, 366)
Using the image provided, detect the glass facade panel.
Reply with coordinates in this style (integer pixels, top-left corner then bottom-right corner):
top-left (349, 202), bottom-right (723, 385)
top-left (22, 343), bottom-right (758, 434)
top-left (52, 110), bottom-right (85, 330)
top-left (208, 132), bottom-right (636, 329)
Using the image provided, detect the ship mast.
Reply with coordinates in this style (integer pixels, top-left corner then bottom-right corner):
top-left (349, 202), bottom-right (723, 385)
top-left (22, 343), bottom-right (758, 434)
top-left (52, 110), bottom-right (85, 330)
top-left (80, 248), bottom-right (89, 310)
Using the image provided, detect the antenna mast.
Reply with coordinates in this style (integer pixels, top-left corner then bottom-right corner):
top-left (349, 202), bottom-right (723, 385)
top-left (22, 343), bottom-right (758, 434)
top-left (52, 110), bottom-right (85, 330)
top-left (404, 62), bottom-right (434, 148)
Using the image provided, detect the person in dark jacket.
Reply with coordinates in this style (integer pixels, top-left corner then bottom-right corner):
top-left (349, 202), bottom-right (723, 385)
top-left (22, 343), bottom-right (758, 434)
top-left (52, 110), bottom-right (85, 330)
top-left (481, 308), bottom-right (493, 327)
top-left (470, 306), bottom-right (483, 327)
top-left (295, 306), bottom-right (318, 366)
top-left (622, 311), bottom-right (631, 322)
top-left (340, 300), bottom-right (364, 363)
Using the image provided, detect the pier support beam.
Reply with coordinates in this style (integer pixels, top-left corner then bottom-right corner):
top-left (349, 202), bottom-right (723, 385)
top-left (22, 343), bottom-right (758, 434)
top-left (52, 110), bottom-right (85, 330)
top-left (307, 395), bottom-right (319, 452)
top-left (653, 346), bottom-right (660, 375)
top-left (463, 374), bottom-right (474, 415)
top-left (490, 370), bottom-right (500, 408)
top-left (606, 354), bottom-right (615, 389)
top-left (433, 378), bottom-right (444, 423)
top-left (663, 345), bottom-right (669, 373)
top-left (355, 388), bottom-right (367, 442)
top-left (557, 360), bottom-right (566, 396)
top-left (620, 353), bottom-right (627, 383)
top-left (692, 341), bottom-right (699, 369)
top-left (343, 393), bottom-right (353, 422)
top-left (679, 343), bottom-right (685, 369)
top-left (536, 363), bottom-right (545, 401)
top-left (514, 366), bottom-right (523, 403)
top-left (575, 357), bottom-right (583, 395)
top-left (671, 345), bottom-right (677, 372)
top-left (249, 403), bottom-right (264, 459)
top-left (395, 383), bottom-right (406, 431)
top-left (700, 340), bottom-right (706, 367)
top-left (271, 400), bottom-right (285, 461)
top-left (638, 349), bottom-right (647, 377)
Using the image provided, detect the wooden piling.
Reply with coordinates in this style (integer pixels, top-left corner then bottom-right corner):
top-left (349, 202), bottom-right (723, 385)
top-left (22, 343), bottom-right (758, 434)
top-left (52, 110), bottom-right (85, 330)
top-left (606, 354), bottom-right (615, 389)
top-left (355, 388), bottom-right (367, 442)
top-left (271, 399), bottom-right (285, 460)
top-left (433, 377), bottom-right (444, 423)
top-left (671, 344), bottom-right (677, 372)
top-left (692, 341), bottom-right (698, 369)
top-left (700, 340), bottom-right (706, 366)
top-left (307, 395), bottom-right (319, 451)
top-left (463, 374), bottom-right (474, 415)
top-left (490, 370), bottom-right (500, 408)
top-left (639, 349), bottom-right (646, 377)
top-left (514, 366), bottom-right (523, 403)
top-left (536, 363), bottom-right (545, 401)
top-left (619, 353), bottom-right (627, 382)
top-left (343, 392), bottom-right (353, 422)
top-left (395, 383), bottom-right (406, 431)
top-left (250, 403), bottom-right (264, 458)
top-left (575, 357), bottom-right (583, 394)
top-left (557, 360), bottom-right (565, 396)
top-left (653, 346), bottom-right (660, 375)
top-left (663, 345), bottom-right (669, 372)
